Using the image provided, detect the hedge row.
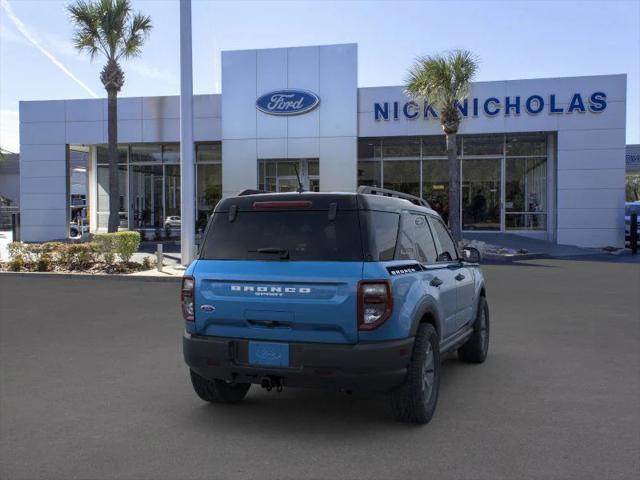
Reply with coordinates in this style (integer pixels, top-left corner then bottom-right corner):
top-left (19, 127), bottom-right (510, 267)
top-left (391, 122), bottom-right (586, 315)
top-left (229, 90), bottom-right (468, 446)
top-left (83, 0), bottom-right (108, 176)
top-left (6, 231), bottom-right (141, 272)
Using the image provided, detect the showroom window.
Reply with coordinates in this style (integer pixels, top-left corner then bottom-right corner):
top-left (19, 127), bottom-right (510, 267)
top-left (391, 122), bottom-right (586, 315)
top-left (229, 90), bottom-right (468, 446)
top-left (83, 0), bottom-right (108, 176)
top-left (196, 143), bottom-right (222, 233)
top-left (356, 133), bottom-right (549, 232)
top-left (258, 159), bottom-right (319, 193)
top-left (96, 142), bottom-right (223, 234)
top-left (96, 146), bottom-right (129, 230)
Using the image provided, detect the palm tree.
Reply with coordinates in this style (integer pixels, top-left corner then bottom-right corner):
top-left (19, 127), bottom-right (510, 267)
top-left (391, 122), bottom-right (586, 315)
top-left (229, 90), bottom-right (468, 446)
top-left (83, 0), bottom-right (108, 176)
top-left (405, 50), bottom-right (478, 242)
top-left (68, 0), bottom-right (152, 232)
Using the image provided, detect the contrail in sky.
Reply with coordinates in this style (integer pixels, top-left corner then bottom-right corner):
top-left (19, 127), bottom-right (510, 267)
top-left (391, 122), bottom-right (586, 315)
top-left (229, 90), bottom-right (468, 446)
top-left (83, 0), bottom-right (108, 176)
top-left (1, 0), bottom-right (100, 98)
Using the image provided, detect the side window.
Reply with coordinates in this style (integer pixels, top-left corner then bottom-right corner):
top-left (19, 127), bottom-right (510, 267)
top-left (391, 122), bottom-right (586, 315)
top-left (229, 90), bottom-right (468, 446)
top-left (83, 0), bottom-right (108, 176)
top-left (365, 211), bottom-right (400, 261)
top-left (428, 216), bottom-right (458, 262)
top-left (397, 213), bottom-right (438, 263)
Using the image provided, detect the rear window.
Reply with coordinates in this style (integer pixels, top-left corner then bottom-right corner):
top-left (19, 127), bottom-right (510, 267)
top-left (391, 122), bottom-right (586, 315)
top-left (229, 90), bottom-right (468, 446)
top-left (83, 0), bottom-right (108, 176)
top-left (200, 211), bottom-right (363, 261)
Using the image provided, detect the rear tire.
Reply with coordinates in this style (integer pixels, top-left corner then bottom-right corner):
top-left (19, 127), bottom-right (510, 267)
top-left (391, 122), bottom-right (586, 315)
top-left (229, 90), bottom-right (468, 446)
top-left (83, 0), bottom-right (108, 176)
top-left (189, 370), bottom-right (251, 404)
top-left (390, 323), bottom-right (440, 424)
top-left (458, 296), bottom-right (490, 364)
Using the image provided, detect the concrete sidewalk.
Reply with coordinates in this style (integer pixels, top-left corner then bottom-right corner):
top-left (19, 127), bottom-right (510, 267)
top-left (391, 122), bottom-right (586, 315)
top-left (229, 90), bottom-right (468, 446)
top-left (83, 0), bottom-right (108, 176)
top-left (464, 232), bottom-right (604, 258)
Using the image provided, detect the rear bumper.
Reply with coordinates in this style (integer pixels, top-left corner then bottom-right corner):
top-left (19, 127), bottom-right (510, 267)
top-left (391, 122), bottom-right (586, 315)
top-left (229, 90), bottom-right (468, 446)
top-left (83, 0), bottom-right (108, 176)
top-left (183, 333), bottom-right (414, 392)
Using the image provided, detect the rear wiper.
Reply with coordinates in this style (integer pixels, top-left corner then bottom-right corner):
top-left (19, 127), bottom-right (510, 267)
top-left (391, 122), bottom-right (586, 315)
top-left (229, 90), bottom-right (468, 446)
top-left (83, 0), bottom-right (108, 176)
top-left (248, 247), bottom-right (290, 260)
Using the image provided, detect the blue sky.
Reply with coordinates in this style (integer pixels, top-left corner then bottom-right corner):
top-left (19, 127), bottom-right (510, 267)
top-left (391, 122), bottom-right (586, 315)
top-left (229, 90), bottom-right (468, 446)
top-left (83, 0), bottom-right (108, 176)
top-left (1, 0), bottom-right (638, 152)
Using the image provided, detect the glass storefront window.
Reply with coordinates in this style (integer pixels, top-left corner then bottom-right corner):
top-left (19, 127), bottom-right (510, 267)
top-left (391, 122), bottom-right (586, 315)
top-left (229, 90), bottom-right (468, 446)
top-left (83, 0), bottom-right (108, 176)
top-left (197, 143), bottom-right (222, 162)
top-left (422, 160), bottom-right (449, 222)
top-left (462, 158), bottom-right (502, 230)
top-left (165, 165), bottom-right (181, 219)
top-left (358, 161), bottom-right (381, 187)
top-left (258, 159), bottom-right (318, 193)
top-left (463, 134), bottom-right (503, 156)
top-left (382, 137), bottom-right (420, 159)
top-left (358, 138), bottom-right (381, 160)
top-left (130, 164), bottom-right (163, 228)
top-left (506, 133), bottom-right (547, 156)
top-left (130, 144), bottom-right (162, 163)
top-left (421, 136), bottom-right (449, 156)
top-left (96, 145), bottom-right (127, 164)
top-left (383, 160), bottom-right (421, 198)
top-left (505, 157), bottom-right (547, 230)
top-left (196, 163), bottom-right (222, 233)
top-left (97, 164), bottom-right (128, 229)
top-left (163, 144), bottom-right (180, 163)
top-left (380, 137), bottom-right (420, 197)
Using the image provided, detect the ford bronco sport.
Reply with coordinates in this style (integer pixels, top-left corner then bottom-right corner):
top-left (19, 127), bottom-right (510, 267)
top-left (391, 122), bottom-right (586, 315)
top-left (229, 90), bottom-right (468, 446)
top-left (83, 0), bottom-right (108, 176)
top-left (182, 186), bottom-right (489, 424)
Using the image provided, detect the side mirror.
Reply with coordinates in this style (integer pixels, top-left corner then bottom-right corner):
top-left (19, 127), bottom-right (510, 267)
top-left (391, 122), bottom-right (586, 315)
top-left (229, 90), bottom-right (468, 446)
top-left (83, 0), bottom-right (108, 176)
top-left (462, 247), bottom-right (481, 264)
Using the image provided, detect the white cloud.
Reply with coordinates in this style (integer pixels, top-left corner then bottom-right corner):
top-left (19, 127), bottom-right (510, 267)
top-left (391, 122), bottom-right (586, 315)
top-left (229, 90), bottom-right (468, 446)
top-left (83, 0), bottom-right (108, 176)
top-left (0, 109), bottom-right (19, 153)
top-left (0, 0), bottom-right (99, 98)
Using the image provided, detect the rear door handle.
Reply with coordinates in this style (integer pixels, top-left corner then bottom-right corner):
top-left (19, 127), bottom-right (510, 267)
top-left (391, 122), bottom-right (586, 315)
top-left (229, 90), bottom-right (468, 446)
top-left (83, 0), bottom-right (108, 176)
top-left (430, 277), bottom-right (443, 287)
top-left (455, 273), bottom-right (465, 281)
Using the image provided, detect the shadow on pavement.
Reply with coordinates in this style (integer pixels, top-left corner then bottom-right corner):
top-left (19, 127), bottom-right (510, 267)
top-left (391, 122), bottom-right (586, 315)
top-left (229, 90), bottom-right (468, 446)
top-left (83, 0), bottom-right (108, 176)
top-left (179, 356), bottom-right (472, 434)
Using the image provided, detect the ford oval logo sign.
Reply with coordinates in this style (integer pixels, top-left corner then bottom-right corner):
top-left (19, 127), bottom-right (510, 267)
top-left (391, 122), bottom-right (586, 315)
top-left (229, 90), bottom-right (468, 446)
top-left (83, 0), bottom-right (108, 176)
top-left (256, 90), bottom-right (320, 116)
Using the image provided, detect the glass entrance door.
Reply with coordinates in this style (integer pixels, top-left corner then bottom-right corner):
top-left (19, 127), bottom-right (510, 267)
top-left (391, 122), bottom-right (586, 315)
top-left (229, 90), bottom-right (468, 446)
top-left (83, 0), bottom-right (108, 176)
top-left (259, 159), bottom-right (319, 192)
top-left (461, 158), bottom-right (502, 230)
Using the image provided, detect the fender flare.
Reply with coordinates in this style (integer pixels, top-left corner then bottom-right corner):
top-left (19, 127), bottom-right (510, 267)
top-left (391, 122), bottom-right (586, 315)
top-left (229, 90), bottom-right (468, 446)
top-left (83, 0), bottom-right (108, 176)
top-left (409, 299), bottom-right (442, 338)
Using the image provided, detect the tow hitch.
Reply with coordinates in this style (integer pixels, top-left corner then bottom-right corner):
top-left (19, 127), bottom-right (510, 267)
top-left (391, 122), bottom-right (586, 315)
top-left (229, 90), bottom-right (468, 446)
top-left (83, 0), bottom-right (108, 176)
top-left (260, 376), bottom-right (284, 392)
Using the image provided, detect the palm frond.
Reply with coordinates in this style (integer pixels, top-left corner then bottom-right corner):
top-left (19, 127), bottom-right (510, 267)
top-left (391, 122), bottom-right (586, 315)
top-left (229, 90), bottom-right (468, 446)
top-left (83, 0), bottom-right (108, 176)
top-left (67, 0), bottom-right (152, 69)
top-left (405, 49), bottom-right (479, 115)
top-left (118, 13), bottom-right (152, 60)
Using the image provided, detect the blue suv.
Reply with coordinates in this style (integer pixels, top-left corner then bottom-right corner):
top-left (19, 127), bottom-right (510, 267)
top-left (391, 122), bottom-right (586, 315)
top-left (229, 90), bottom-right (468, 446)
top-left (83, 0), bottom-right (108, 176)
top-left (182, 187), bottom-right (489, 424)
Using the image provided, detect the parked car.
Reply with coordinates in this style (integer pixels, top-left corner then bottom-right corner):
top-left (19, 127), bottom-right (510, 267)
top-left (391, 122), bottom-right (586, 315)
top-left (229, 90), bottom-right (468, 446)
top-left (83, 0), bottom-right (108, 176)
top-left (164, 216), bottom-right (181, 229)
top-left (181, 187), bottom-right (489, 424)
top-left (69, 221), bottom-right (88, 238)
top-left (625, 201), bottom-right (640, 243)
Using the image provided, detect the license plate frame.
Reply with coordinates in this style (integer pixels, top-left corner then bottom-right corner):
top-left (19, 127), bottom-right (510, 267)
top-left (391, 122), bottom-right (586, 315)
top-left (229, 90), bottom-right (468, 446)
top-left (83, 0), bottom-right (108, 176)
top-left (248, 341), bottom-right (290, 367)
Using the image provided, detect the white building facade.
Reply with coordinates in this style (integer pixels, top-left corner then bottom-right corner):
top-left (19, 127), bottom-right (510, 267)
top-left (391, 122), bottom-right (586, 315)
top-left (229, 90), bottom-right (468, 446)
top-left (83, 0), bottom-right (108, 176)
top-left (19, 43), bottom-right (627, 247)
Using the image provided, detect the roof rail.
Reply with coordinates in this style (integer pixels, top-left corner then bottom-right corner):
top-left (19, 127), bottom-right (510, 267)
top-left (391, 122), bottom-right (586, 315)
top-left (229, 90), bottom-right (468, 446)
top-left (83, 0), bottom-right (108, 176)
top-left (357, 186), bottom-right (430, 208)
top-left (237, 189), bottom-right (269, 196)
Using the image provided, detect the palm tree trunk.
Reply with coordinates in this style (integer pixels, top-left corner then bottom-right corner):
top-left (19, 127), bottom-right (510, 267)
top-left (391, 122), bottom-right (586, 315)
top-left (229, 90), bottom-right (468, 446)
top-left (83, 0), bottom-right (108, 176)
top-left (107, 89), bottom-right (120, 233)
top-left (447, 132), bottom-right (462, 242)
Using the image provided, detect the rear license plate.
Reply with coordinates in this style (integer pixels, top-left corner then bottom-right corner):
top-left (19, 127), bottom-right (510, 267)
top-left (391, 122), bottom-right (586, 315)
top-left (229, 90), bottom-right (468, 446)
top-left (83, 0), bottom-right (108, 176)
top-left (248, 341), bottom-right (289, 367)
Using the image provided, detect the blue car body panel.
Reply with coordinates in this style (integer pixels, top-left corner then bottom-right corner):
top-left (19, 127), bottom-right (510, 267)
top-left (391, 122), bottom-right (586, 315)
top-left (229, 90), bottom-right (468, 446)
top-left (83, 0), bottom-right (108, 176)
top-left (191, 260), bottom-right (364, 344)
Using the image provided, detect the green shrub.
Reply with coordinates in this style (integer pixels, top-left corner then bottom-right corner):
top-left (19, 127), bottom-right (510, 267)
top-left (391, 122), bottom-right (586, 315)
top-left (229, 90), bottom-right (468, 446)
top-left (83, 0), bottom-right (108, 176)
top-left (42, 242), bottom-right (64, 253)
top-left (7, 242), bottom-right (27, 260)
top-left (57, 243), bottom-right (98, 270)
top-left (36, 254), bottom-right (52, 272)
top-left (113, 231), bottom-right (140, 263)
top-left (8, 255), bottom-right (25, 271)
top-left (141, 256), bottom-right (154, 270)
top-left (94, 233), bottom-right (116, 265)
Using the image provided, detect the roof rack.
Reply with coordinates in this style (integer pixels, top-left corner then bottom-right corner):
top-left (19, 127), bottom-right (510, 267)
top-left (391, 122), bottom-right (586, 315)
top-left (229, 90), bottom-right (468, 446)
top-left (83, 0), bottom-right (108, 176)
top-left (237, 189), bottom-right (269, 196)
top-left (357, 186), bottom-right (430, 208)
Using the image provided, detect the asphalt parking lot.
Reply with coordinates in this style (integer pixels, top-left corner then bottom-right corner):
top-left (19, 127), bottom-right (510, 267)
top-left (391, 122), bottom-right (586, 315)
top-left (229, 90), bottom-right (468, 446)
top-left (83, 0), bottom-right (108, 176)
top-left (1, 258), bottom-right (639, 480)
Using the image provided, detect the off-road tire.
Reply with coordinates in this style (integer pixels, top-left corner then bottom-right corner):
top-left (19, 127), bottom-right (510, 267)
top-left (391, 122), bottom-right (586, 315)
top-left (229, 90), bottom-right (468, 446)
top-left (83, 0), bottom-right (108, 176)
top-left (458, 296), bottom-right (490, 364)
top-left (390, 323), bottom-right (440, 424)
top-left (190, 369), bottom-right (251, 404)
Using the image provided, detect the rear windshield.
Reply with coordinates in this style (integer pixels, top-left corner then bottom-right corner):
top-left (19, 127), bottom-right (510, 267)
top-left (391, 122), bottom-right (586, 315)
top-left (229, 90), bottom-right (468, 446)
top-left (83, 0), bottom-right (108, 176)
top-left (200, 210), bottom-right (363, 261)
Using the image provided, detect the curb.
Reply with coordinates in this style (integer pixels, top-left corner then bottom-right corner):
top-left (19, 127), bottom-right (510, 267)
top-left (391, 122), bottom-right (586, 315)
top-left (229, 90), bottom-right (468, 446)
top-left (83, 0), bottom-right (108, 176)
top-left (0, 271), bottom-right (182, 283)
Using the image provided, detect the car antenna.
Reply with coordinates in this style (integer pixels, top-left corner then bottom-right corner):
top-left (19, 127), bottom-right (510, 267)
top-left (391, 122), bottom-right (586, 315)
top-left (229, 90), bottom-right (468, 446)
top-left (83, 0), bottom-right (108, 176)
top-left (293, 164), bottom-right (305, 193)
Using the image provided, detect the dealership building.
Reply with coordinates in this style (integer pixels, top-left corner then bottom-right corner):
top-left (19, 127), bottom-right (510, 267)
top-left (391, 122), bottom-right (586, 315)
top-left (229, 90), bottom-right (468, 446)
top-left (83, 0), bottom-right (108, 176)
top-left (18, 43), bottom-right (627, 247)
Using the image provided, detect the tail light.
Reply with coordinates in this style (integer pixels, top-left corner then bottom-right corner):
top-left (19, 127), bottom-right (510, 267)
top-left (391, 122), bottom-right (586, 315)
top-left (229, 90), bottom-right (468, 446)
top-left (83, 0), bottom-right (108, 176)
top-left (358, 280), bottom-right (393, 330)
top-left (181, 276), bottom-right (195, 321)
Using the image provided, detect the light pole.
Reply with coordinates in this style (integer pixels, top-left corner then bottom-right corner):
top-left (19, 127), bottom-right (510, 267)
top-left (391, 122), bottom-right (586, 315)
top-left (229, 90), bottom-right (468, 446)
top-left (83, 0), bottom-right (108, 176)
top-left (179, 0), bottom-right (195, 265)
